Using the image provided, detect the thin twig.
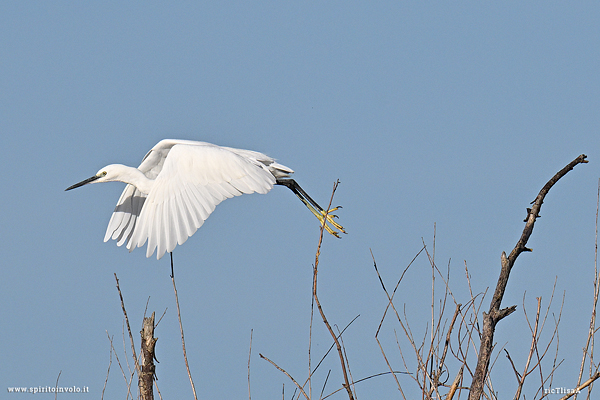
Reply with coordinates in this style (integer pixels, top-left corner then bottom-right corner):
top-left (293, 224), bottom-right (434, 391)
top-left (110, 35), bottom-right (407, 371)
top-left (308, 315), bottom-right (360, 380)
top-left (309, 253), bottom-right (315, 400)
top-left (431, 224), bottom-right (437, 397)
top-left (372, 246), bottom-right (424, 399)
top-left (121, 319), bottom-right (133, 391)
top-left (513, 297), bottom-right (542, 400)
top-left (260, 353), bottom-right (310, 400)
top-left (575, 179), bottom-right (600, 400)
top-left (155, 307), bottom-right (168, 327)
top-left (102, 334), bottom-right (112, 400)
top-left (559, 372), bottom-right (600, 400)
top-left (114, 274), bottom-right (141, 378)
top-left (54, 370), bottom-right (61, 400)
top-left (321, 371), bottom-right (408, 400)
top-left (170, 252), bottom-right (198, 400)
top-left (336, 324), bottom-right (357, 397)
top-left (436, 304), bottom-right (462, 382)
top-left (320, 369), bottom-right (332, 400)
top-left (106, 330), bottom-right (134, 399)
top-left (312, 180), bottom-right (355, 400)
top-left (300, 315), bottom-right (360, 398)
top-left (154, 380), bottom-right (164, 400)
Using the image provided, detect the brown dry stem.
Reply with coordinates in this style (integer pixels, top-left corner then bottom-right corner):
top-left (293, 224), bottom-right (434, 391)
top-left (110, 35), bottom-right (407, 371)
top-left (170, 252), bottom-right (198, 400)
top-left (311, 180), bottom-right (355, 399)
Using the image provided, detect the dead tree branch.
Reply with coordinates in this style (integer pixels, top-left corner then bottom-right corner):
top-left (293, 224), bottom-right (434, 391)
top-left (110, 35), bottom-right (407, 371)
top-left (140, 312), bottom-right (157, 400)
top-left (468, 154), bottom-right (588, 399)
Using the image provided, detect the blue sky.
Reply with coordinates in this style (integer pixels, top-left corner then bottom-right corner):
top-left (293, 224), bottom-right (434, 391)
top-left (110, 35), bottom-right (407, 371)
top-left (2, 2), bottom-right (600, 398)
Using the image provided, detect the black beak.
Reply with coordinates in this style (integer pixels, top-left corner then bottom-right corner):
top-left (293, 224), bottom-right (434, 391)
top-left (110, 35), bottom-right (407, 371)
top-left (65, 175), bottom-right (101, 191)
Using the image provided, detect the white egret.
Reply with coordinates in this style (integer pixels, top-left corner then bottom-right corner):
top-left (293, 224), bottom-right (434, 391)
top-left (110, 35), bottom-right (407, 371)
top-left (66, 139), bottom-right (345, 259)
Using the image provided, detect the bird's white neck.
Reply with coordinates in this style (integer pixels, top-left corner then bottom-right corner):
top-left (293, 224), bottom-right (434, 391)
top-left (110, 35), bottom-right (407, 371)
top-left (106, 165), bottom-right (154, 194)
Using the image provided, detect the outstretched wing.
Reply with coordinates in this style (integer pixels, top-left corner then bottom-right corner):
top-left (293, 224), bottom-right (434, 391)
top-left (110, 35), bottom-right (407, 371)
top-left (103, 140), bottom-right (179, 247)
top-left (103, 184), bottom-right (147, 247)
top-left (125, 143), bottom-right (279, 259)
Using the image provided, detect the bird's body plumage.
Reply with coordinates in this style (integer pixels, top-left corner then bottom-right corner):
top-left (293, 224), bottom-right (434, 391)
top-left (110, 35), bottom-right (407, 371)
top-left (66, 139), bottom-right (344, 259)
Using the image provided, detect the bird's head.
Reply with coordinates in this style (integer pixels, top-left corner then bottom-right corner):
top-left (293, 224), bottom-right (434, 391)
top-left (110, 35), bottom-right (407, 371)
top-left (65, 164), bottom-right (126, 191)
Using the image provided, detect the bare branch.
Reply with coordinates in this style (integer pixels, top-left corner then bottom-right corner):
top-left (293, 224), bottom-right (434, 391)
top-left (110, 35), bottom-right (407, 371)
top-left (106, 330), bottom-right (134, 399)
top-left (446, 366), bottom-right (464, 400)
top-left (114, 273), bottom-right (141, 391)
top-left (559, 372), bottom-right (600, 400)
top-left (102, 333), bottom-right (112, 400)
top-left (576, 179), bottom-right (600, 397)
top-left (170, 253), bottom-right (198, 400)
top-left (259, 353), bottom-right (310, 400)
top-left (513, 297), bottom-right (542, 400)
top-left (372, 246), bottom-right (423, 399)
top-left (312, 181), bottom-right (355, 400)
top-left (469, 154), bottom-right (588, 400)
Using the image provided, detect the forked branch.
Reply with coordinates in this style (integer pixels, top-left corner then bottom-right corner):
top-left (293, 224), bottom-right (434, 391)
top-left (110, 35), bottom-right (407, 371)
top-left (468, 154), bottom-right (588, 400)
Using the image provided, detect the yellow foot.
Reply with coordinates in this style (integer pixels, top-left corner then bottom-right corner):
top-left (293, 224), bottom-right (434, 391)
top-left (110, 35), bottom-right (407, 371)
top-left (320, 207), bottom-right (346, 237)
top-left (298, 196), bottom-right (346, 238)
top-left (308, 207), bottom-right (345, 238)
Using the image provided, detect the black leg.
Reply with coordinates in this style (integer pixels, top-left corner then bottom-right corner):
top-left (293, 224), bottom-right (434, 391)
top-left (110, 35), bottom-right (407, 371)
top-left (170, 252), bottom-right (174, 278)
top-left (276, 178), bottom-right (325, 212)
top-left (276, 178), bottom-right (345, 237)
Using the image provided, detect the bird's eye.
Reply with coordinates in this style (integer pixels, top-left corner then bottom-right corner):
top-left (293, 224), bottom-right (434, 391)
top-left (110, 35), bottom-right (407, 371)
top-left (102, 171), bottom-right (107, 176)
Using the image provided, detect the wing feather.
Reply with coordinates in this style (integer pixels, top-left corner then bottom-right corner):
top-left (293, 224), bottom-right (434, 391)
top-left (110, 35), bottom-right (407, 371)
top-left (187, 185), bottom-right (212, 221)
top-left (174, 193), bottom-right (189, 242)
top-left (181, 185), bottom-right (204, 229)
top-left (108, 140), bottom-right (286, 259)
top-left (104, 185), bottom-right (146, 243)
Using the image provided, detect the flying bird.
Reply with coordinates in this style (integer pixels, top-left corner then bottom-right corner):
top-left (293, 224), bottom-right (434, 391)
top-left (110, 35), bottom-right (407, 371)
top-left (66, 139), bottom-right (345, 259)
